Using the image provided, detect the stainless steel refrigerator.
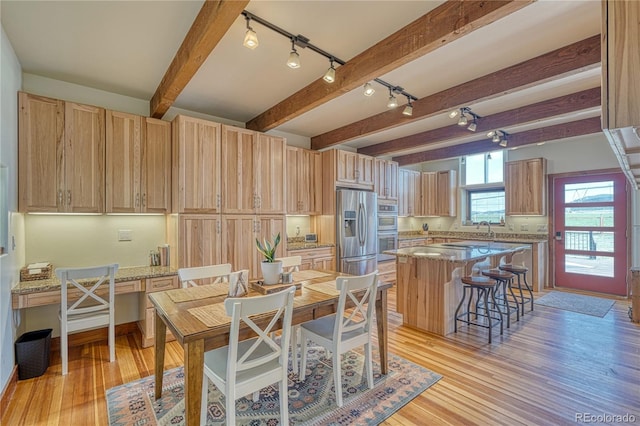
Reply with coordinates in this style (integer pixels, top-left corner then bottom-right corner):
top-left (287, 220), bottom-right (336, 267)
top-left (336, 189), bottom-right (378, 275)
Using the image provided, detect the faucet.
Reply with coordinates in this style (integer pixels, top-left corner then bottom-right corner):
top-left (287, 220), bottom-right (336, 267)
top-left (477, 221), bottom-right (495, 239)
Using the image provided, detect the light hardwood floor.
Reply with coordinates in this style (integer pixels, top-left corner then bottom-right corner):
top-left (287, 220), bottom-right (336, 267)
top-left (3, 288), bottom-right (639, 425)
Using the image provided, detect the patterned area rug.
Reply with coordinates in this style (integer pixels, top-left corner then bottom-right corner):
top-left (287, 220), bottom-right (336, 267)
top-left (535, 291), bottom-right (615, 317)
top-left (106, 346), bottom-right (441, 425)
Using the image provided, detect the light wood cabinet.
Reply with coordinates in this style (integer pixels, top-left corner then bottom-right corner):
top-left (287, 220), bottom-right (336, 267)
top-left (172, 115), bottom-right (221, 213)
top-left (435, 170), bottom-right (457, 217)
top-left (18, 92), bottom-right (105, 213)
top-left (178, 214), bottom-right (223, 268)
top-left (398, 238), bottom-right (430, 248)
top-left (421, 172), bottom-right (437, 216)
top-left (138, 275), bottom-right (178, 348)
top-left (377, 259), bottom-right (396, 285)
top-left (222, 214), bottom-right (285, 279)
top-left (106, 113), bottom-right (171, 213)
top-left (286, 246), bottom-right (335, 271)
top-left (286, 146), bottom-right (322, 214)
top-left (335, 150), bottom-right (375, 188)
top-left (398, 169), bottom-right (421, 216)
top-left (375, 159), bottom-right (399, 201)
top-left (505, 158), bottom-right (546, 216)
top-left (221, 125), bottom-right (286, 214)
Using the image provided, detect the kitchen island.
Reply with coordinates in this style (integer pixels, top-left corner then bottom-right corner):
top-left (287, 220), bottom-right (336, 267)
top-left (385, 241), bottom-right (529, 336)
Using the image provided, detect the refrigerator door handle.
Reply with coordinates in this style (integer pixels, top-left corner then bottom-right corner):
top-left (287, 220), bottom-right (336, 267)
top-left (358, 202), bottom-right (366, 246)
top-left (343, 254), bottom-right (377, 263)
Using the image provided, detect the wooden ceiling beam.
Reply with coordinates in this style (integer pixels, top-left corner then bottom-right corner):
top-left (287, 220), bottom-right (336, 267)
top-left (393, 117), bottom-right (603, 166)
top-left (312, 35), bottom-right (601, 150)
top-left (149, 0), bottom-right (249, 119)
top-left (359, 87), bottom-right (601, 157)
top-left (245, 0), bottom-right (533, 132)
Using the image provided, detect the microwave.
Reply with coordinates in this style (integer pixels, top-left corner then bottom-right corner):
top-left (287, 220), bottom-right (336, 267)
top-left (378, 214), bottom-right (397, 231)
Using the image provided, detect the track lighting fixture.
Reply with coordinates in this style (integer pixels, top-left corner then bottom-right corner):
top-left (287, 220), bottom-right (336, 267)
top-left (363, 82), bottom-right (375, 96)
top-left (449, 107), bottom-right (481, 132)
top-left (323, 58), bottom-right (336, 83)
top-left (487, 130), bottom-right (509, 147)
top-left (243, 15), bottom-right (259, 49)
top-left (403, 97), bottom-right (413, 116)
top-left (287, 39), bottom-right (301, 69)
top-left (387, 88), bottom-right (398, 108)
top-left (239, 10), bottom-right (418, 109)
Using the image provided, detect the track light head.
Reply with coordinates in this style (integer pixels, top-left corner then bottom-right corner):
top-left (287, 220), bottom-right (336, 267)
top-left (499, 139), bottom-right (508, 147)
top-left (387, 95), bottom-right (398, 109)
top-left (492, 133), bottom-right (501, 143)
top-left (448, 109), bottom-right (460, 119)
top-left (323, 59), bottom-right (336, 83)
top-left (402, 96), bottom-right (413, 116)
top-left (457, 115), bottom-right (468, 126)
top-left (487, 130), bottom-right (496, 138)
top-left (467, 121), bottom-right (477, 132)
top-left (243, 16), bottom-right (258, 49)
top-left (287, 40), bottom-right (301, 69)
top-left (363, 82), bottom-right (375, 97)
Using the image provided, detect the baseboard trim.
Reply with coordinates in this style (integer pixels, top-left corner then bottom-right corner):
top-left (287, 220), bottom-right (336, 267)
top-left (0, 366), bottom-right (18, 422)
top-left (50, 322), bottom-right (139, 352)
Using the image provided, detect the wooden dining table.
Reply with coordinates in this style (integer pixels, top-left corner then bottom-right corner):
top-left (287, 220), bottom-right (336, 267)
top-left (149, 269), bottom-right (392, 426)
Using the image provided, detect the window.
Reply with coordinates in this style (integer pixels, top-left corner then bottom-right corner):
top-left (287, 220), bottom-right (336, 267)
top-left (464, 151), bottom-right (505, 224)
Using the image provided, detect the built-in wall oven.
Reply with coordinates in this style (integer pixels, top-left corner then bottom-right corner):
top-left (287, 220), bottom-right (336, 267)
top-left (377, 202), bottom-right (398, 262)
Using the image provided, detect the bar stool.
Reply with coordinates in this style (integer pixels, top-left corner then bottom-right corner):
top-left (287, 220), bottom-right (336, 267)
top-left (454, 275), bottom-right (503, 343)
top-left (499, 263), bottom-right (534, 316)
top-left (481, 268), bottom-right (519, 328)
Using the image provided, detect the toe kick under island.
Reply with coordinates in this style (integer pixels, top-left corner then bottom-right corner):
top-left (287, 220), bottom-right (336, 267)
top-left (385, 241), bottom-right (530, 336)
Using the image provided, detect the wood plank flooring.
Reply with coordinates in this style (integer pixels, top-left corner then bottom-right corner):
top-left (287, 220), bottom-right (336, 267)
top-left (3, 288), bottom-right (639, 425)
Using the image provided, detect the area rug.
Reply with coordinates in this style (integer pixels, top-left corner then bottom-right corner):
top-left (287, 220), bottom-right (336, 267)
top-left (106, 346), bottom-right (441, 425)
top-left (535, 291), bottom-right (615, 317)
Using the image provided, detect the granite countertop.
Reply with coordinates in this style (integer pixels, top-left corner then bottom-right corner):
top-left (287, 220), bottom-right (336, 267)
top-left (398, 231), bottom-right (548, 243)
top-left (287, 243), bottom-right (334, 251)
top-left (12, 265), bottom-right (178, 295)
top-left (384, 241), bottom-right (530, 263)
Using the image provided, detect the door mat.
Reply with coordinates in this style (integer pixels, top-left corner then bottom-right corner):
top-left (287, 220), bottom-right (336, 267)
top-left (535, 291), bottom-right (615, 317)
top-left (106, 346), bottom-right (442, 425)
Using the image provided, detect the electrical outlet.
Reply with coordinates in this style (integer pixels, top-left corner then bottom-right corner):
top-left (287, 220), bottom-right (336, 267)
top-left (520, 224), bottom-right (529, 231)
top-left (537, 224), bottom-right (548, 232)
top-left (118, 229), bottom-right (133, 241)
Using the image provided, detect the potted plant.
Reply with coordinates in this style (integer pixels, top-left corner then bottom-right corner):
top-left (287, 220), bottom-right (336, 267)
top-left (256, 232), bottom-right (282, 285)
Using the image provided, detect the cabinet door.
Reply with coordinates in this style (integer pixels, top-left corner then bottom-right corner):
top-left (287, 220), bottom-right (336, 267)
top-left (304, 149), bottom-right (323, 214)
top-left (505, 158), bottom-right (546, 215)
top-left (106, 110), bottom-right (141, 213)
top-left (142, 118), bottom-right (171, 213)
top-left (387, 160), bottom-right (399, 201)
top-left (221, 125), bottom-right (256, 213)
top-left (255, 134), bottom-right (285, 214)
top-left (357, 154), bottom-right (375, 187)
top-left (286, 146), bottom-right (300, 213)
top-left (254, 215), bottom-right (286, 279)
top-left (398, 169), bottom-right (409, 216)
top-left (435, 170), bottom-right (457, 217)
top-left (374, 159), bottom-right (386, 199)
top-left (337, 150), bottom-right (358, 184)
top-left (18, 92), bottom-right (65, 212)
top-left (64, 102), bottom-right (105, 213)
top-left (221, 214), bottom-right (256, 275)
top-left (179, 215), bottom-right (222, 268)
top-left (173, 116), bottom-right (221, 213)
top-left (421, 172), bottom-right (437, 216)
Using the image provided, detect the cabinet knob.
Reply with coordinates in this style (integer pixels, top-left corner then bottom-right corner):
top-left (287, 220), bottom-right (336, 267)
top-left (142, 193), bottom-right (147, 208)
top-left (66, 190), bottom-right (71, 206)
top-left (57, 190), bottom-right (63, 206)
top-left (135, 193), bottom-right (140, 208)
top-left (216, 194), bottom-right (221, 209)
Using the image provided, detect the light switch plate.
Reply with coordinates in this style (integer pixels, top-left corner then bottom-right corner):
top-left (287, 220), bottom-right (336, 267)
top-left (118, 229), bottom-right (132, 241)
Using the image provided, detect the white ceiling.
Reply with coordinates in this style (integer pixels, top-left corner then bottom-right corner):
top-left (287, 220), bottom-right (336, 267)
top-left (1, 0), bottom-right (603, 159)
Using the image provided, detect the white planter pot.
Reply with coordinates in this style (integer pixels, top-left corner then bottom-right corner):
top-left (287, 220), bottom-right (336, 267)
top-left (261, 260), bottom-right (283, 285)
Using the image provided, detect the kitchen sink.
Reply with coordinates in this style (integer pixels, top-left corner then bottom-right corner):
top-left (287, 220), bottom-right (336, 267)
top-left (440, 243), bottom-right (489, 249)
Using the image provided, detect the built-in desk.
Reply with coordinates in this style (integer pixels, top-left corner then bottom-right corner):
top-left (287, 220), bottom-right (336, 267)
top-left (385, 241), bottom-right (529, 336)
top-left (12, 266), bottom-right (179, 347)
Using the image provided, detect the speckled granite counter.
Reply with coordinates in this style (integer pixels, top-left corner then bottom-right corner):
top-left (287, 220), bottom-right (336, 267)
top-left (399, 230), bottom-right (548, 243)
top-left (385, 241), bottom-right (529, 263)
top-left (286, 243), bottom-right (334, 251)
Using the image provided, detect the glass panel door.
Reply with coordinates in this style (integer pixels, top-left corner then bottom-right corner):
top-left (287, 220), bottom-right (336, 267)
top-left (553, 173), bottom-right (628, 295)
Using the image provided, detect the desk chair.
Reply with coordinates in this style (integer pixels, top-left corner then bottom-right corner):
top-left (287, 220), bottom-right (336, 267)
top-left (200, 286), bottom-right (296, 426)
top-left (178, 263), bottom-right (232, 288)
top-left (299, 271), bottom-right (378, 407)
top-left (55, 264), bottom-right (119, 375)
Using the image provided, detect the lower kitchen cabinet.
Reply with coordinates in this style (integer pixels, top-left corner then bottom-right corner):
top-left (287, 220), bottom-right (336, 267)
top-left (287, 246), bottom-right (335, 271)
top-left (398, 237), bottom-right (431, 248)
top-left (377, 259), bottom-right (396, 285)
top-left (138, 275), bottom-right (179, 348)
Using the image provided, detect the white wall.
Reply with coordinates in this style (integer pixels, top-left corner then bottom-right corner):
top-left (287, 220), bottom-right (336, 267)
top-left (0, 24), bottom-right (22, 398)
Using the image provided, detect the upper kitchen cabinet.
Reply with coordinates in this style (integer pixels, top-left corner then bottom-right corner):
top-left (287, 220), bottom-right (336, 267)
top-left (398, 168), bottom-right (421, 216)
top-left (286, 146), bottom-right (322, 215)
top-left (172, 115), bottom-right (221, 214)
top-left (435, 170), bottom-right (457, 217)
top-left (321, 149), bottom-right (375, 214)
top-left (106, 112), bottom-right (170, 213)
top-left (421, 172), bottom-right (437, 216)
top-left (505, 158), bottom-right (546, 216)
top-left (374, 159), bottom-right (398, 202)
top-left (18, 92), bottom-right (105, 213)
top-left (221, 125), bottom-right (285, 214)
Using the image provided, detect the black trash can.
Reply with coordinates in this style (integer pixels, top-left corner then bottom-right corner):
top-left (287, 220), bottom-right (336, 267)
top-left (15, 329), bottom-right (52, 380)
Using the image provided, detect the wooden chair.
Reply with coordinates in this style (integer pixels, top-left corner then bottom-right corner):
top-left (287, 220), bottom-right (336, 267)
top-left (55, 264), bottom-right (119, 375)
top-left (177, 263), bottom-right (232, 288)
top-left (279, 255), bottom-right (302, 272)
top-left (200, 286), bottom-right (296, 426)
top-left (299, 271), bottom-right (378, 407)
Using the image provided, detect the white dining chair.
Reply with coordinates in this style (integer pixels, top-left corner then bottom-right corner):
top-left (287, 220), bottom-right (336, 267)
top-left (279, 255), bottom-right (302, 272)
top-left (200, 286), bottom-right (296, 426)
top-left (299, 270), bottom-right (378, 407)
top-left (177, 263), bottom-right (232, 288)
top-left (55, 263), bottom-right (119, 375)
